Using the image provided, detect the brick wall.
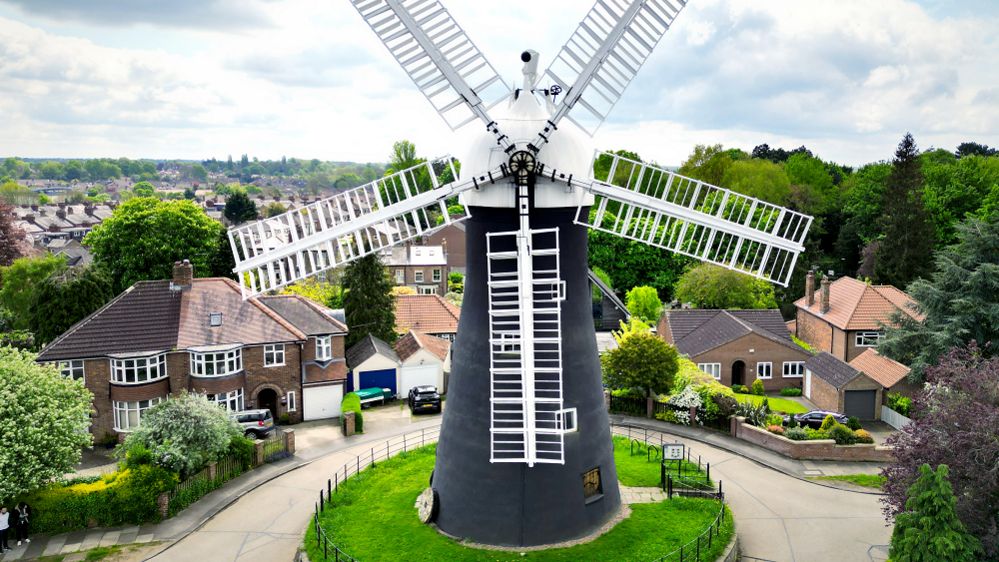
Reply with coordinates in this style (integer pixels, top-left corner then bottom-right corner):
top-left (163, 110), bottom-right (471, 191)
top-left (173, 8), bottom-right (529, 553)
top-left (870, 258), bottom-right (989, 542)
top-left (245, 343), bottom-right (304, 424)
top-left (796, 309), bottom-right (834, 355)
top-left (807, 372), bottom-right (841, 412)
top-left (83, 359), bottom-right (114, 441)
top-left (390, 265), bottom-right (449, 294)
top-left (426, 226), bottom-right (466, 272)
top-left (732, 418), bottom-right (894, 462)
top-left (689, 333), bottom-right (811, 392)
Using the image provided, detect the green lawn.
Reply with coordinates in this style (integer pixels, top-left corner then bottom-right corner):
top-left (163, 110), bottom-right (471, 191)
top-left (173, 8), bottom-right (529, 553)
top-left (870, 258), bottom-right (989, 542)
top-left (304, 445), bottom-right (733, 561)
top-left (611, 436), bottom-right (710, 487)
top-left (733, 393), bottom-right (809, 414)
top-left (812, 474), bottom-right (886, 489)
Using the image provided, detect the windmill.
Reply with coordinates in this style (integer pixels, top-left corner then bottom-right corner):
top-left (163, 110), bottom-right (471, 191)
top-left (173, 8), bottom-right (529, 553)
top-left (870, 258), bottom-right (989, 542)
top-left (227, 0), bottom-right (813, 548)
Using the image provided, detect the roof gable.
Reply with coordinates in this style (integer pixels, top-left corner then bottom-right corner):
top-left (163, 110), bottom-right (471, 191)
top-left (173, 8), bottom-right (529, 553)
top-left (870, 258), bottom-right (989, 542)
top-left (663, 309), bottom-right (798, 357)
top-left (794, 276), bottom-right (921, 330)
top-left (395, 294), bottom-right (460, 334)
top-left (177, 279), bottom-right (304, 348)
top-left (805, 352), bottom-right (862, 389)
top-left (345, 334), bottom-right (399, 369)
top-left (395, 330), bottom-right (450, 362)
top-left (848, 348), bottom-right (911, 388)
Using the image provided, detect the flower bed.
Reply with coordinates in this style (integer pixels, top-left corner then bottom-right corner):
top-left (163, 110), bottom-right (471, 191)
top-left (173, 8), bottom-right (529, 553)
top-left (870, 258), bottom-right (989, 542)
top-left (731, 417), bottom-right (893, 462)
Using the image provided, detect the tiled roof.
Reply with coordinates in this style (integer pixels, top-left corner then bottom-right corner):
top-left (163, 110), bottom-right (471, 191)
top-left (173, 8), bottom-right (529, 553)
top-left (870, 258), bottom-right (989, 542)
top-left (805, 352), bottom-right (861, 389)
top-left (661, 309), bottom-right (799, 357)
top-left (395, 330), bottom-right (450, 362)
top-left (345, 334), bottom-right (399, 369)
top-left (176, 279), bottom-right (304, 348)
top-left (305, 359), bottom-right (349, 384)
top-left (849, 349), bottom-right (911, 388)
top-left (794, 276), bottom-right (922, 330)
top-left (395, 294), bottom-right (460, 334)
top-left (258, 295), bottom-right (348, 336)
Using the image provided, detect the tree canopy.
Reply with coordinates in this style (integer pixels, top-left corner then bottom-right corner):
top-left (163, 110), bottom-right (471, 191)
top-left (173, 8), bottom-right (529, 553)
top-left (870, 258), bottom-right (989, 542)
top-left (28, 266), bottom-right (113, 347)
top-left (601, 319), bottom-right (679, 398)
top-left (624, 286), bottom-right (662, 323)
top-left (673, 264), bottom-right (778, 310)
top-left (0, 201), bottom-right (28, 266)
top-left (223, 189), bottom-right (259, 224)
top-left (0, 347), bottom-right (93, 499)
top-left (0, 254), bottom-right (67, 331)
top-left (343, 254), bottom-right (396, 348)
top-left (889, 464), bottom-right (981, 562)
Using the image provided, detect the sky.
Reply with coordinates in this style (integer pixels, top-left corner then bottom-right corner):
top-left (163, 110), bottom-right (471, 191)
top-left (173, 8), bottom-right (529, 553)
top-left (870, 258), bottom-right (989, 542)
top-left (0, 0), bottom-right (996, 167)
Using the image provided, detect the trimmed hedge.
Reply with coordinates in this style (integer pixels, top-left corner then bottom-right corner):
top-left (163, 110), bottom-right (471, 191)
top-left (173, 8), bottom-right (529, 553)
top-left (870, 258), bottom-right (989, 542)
top-left (341, 392), bottom-right (364, 433)
top-left (779, 387), bottom-right (802, 397)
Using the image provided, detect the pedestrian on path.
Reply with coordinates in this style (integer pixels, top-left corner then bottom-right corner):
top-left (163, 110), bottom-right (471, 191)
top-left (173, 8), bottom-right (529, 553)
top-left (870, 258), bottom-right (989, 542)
top-left (14, 502), bottom-right (30, 546)
top-left (0, 506), bottom-right (10, 552)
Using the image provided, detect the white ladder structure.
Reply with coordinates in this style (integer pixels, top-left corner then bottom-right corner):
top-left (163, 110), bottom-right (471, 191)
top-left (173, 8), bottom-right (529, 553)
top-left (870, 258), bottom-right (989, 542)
top-left (487, 227), bottom-right (566, 466)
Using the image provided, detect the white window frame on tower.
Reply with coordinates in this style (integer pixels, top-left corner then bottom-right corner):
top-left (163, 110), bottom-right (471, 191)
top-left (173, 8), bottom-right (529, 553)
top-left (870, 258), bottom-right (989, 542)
top-left (756, 362), bottom-right (773, 380)
top-left (557, 408), bottom-right (578, 433)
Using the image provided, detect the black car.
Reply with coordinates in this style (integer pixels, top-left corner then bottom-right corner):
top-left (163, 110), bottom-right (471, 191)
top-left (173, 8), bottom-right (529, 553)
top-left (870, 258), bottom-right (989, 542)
top-left (408, 385), bottom-right (442, 414)
top-left (785, 410), bottom-right (849, 429)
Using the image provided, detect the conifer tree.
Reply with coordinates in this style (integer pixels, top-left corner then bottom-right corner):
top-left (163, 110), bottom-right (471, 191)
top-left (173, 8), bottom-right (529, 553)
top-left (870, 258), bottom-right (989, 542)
top-left (889, 464), bottom-right (981, 562)
top-left (874, 133), bottom-right (935, 287)
top-left (343, 254), bottom-right (396, 348)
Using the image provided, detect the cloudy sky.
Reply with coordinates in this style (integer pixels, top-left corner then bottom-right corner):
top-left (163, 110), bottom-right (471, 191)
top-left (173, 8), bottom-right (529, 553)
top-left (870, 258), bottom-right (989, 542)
top-left (0, 0), bottom-right (996, 167)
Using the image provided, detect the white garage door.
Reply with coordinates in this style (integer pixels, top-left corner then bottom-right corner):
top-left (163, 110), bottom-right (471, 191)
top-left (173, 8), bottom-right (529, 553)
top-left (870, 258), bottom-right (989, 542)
top-left (399, 365), bottom-right (440, 398)
top-left (303, 385), bottom-right (343, 421)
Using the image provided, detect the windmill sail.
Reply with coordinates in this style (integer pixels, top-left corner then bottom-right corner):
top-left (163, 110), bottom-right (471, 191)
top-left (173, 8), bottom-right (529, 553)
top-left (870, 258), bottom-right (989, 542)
top-left (228, 158), bottom-right (488, 297)
top-left (350, 0), bottom-right (511, 137)
top-left (534, 0), bottom-right (687, 146)
top-left (574, 151), bottom-right (812, 286)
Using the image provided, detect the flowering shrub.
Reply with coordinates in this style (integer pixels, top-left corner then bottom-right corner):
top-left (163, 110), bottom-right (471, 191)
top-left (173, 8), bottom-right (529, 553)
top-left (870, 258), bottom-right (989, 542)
top-left (855, 429), bottom-right (875, 444)
top-left (767, 425), bottom-right (785, 436)
top-left (666, 386), bottom-right (703, 425)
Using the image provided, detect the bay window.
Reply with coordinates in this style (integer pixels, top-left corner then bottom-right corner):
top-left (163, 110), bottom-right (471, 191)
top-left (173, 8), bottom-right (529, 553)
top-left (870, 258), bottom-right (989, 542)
top-left (207, 388), bottom-right (244, 411)
top-left (113, 396), bottom-right (164, 431)
top-left (111, 354), bottom-right (167, 384)
top-left (190, 348), bottom-right (243, 377)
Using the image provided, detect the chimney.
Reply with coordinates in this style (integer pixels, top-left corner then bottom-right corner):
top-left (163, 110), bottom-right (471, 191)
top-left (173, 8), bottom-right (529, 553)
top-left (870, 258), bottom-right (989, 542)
top-left (56, 209), bottom-right (66, 220)
top-left (820, 276), bottom-right (831, 314)
top-left (805, 270), bottom-right (816, 307)
top-left (171, 260), bottom-right (194, 291)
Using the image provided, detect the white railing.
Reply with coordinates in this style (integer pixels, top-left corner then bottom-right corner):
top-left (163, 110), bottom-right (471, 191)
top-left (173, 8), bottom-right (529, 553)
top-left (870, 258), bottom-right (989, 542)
top-left (881, 405), bottom-right (911, 430)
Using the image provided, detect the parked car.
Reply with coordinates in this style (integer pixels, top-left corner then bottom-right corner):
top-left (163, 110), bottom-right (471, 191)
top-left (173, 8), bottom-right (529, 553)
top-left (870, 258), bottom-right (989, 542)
top-left (232, 409), bottom-right (275, 439)
top-left (408, 385), bottom-right (442, 414)
top-left (785, 410), bottom-right (849, 429)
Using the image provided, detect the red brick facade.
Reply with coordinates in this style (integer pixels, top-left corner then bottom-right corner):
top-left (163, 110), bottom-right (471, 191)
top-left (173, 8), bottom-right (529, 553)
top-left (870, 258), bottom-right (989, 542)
top-left (686, 333), bottom-right (812, 392)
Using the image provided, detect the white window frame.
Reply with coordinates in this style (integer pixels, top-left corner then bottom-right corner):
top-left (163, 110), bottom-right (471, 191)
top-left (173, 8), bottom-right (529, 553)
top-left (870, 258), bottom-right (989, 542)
top-left (111, 354), bottom-right (168, 385)
top-left (414, 270), bottom-right (425, 283)
top-left (697, 363), bottom-right (721, 380)
top-left (207, 388), bottom-right (244, 411)
top-left (113, 396), bottom-right (164, 431)
top-left (316, 336), bottom-right (332, 361)
top-left (190, 349), bottom-right (243, 377)
top-left (432, 268), bottom-right (442, 282)
top-left (264, 344), bottom-right (285, 367)
top-left (855, 331), bottom-right (885, 347)
top-left (55, 360), bottom-right (85, 382)
top-left (782, 361), bottom-right (805, 378)
top-left (209, 312), bottom-right (223, 327)
top-left (418, 286), bottom-right (438, 295)
top-left (756, 362), bottom-right (773, 380)
top-left (287, 391), bottom-right (297, 412)
top-left (557, 408), bottom-right (577, 433)
top-left (394, 268), bottom-right (405, 284)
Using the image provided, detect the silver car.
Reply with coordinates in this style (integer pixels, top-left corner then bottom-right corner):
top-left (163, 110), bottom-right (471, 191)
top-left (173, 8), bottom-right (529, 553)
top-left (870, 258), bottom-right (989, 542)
top-left (231, 409), bottom-right (275, 439)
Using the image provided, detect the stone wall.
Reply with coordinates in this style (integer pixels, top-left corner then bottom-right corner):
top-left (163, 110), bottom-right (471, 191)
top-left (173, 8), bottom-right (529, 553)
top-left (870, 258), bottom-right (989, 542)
top-left (730, 417), bottom-right (894, 462)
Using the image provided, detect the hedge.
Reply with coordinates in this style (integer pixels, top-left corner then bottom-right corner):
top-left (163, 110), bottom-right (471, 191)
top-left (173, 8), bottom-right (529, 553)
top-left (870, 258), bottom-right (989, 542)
top-left (341, 392), bottom-right (364, 433)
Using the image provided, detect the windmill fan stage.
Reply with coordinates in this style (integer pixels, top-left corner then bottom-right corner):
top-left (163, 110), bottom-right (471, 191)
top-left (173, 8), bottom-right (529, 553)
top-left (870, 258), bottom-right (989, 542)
top-left (227, 0), bottom-right (812, 548)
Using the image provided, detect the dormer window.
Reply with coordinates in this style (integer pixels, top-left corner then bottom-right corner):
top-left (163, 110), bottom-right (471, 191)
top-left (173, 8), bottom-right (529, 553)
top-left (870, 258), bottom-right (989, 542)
top-left (210, 312), bottom-right (223, 327)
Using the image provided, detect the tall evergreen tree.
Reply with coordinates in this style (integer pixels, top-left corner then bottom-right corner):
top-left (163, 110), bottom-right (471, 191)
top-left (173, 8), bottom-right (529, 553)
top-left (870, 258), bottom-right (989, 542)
top-left (874, 133), bottom-right (935, 287)
top-left (889, 464), bottom-right (981, 562)
top-left (223, 189), bottom-right (259, 224)
top-left (29, 265), bottom-right (113, 346)
top-left (342, 254), bottom-right (396, 348)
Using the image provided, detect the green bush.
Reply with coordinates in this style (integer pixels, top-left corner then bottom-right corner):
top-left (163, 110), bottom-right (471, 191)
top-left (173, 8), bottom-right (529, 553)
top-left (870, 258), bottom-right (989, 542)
top-left (122, 443), bottom-right (153, 469)
top-left (785, 426), bottom-right (809, 441)
top-left (854, 429), bottom-right (875, 444)
top-left (820, 414), bottom-right (837, 431)
top-left (655, 410), bottom-right (679, 424)
top-left (846, 417), bottom-right (863, 431)
top-left (779, 387), bottom-right (802, 397)
top-left (227, 435), bottom-right (256, 470)
top-left (751, 379), bottom-right (765, 396)
top-left (828, 423), bottom-right (857, 445)
top-left (341, 392), bottom-right (364, 433)
top-left (693, 381), bottom-right (737, 422)
top-left (886, 392), bottom-right (912, 417)
top-left (805, 428), bottom-right (828, 440)
top-left (731, 384), bottom-right (749, 394)
top-left (764, 413), bottom-right (784, 427)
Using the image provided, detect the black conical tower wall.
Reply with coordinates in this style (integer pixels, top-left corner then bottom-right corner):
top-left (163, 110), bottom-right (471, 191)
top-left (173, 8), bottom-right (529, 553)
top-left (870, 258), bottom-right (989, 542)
top-left (432, 205), bottom-right (621, 547)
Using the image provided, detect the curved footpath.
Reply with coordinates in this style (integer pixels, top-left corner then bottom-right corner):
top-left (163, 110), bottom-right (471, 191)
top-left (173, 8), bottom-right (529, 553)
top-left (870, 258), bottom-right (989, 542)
top-left (0, 410), bottom-right (892, 561)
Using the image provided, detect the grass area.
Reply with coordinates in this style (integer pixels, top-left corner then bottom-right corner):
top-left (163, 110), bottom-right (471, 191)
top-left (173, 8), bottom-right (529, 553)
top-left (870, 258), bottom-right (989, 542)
top-left (812, 474), bottom-right (886, 489)
top-left (733, 393), bottom-right (809, 414)
top-left (611, 436), bottom-right (709, 487)
top-left (304, 445), bottom-right (733, 561)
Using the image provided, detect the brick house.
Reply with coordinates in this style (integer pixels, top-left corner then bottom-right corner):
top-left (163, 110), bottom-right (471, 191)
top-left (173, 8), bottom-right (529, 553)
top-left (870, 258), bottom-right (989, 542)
top-left (36, 261), bottom-right (348, 441)
top-left (658, 309), bottom-right (811, 392)
top-left (425, 222), bottom-right (467, 275)
top-left (395, 294), bottom-right (460, 342)
top-left (383, 244), bottom-right (449, 295)
top-left (803, 352), bottom-right (882, 420)
top-left (794, 272), bottom-right (922, 363)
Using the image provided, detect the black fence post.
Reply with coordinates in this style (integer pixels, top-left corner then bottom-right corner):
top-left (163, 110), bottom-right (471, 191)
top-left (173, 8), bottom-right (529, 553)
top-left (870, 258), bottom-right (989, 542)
top-left (335, 472), bottom-right (338, 492)
top-left (668, 475), bottom-right (673, 499)
top-left (679, 544), bottom-right (684, 562)
top-left (660, 461), bottom-right (666, 490)
top-left (706, 463), bottom-right (710, 484)
top-left (696, 534), bottom-right (701, 561)
top-left (422, 428), bottom-right (425, 446)
top-left (371, 447), bottom-right (374, 466)
top-left (327, 478), bottom-right (331, 500)
top-left (319, 490), bottom-right (324, 512)
top-left (404, 434), bottom-right (407, 452)
top-left (324, 534), bottom-right (328, 560)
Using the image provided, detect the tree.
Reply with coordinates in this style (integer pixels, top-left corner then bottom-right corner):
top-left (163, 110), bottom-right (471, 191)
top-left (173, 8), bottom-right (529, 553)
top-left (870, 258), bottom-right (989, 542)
top-left (0, 254), bottom-right (67, 331)
top-left (674, 263), bottom-right (778, 309)
top-left (889, 464), bottom-right (981, 562)
top-left (784, 152), bottom-right (836, 216)
top-left (0, 201), bottom-right (28, 266)
top-left (0, 347), bottom-right (93, 499)
top-left (223, 189), bottom-right (259, 224)
top-left (388, 140), bottom-right (420, 173)
top-left (882, 347), bottom-right (999, 558)
top-left (955, 141), bottom-right (997, 158)
top-left (131, 181), bottom-right (155, 197)
top-left (117, 392), bottom-right (241, 478)
top-left (343, 254), bottom-right (396, 348)
top-left (84, 198), bottom-right (225, 293)
top-left (874, 133), bottom-right (935, 287)
top-left (601, 320), bottom-right (679, 397)
top-left (183, 187), bottom-right (197, 200)
top-left (879, 214), bottom-right (999, 381)
top-left (262, 202), bottom-right (287, 218)
top-left (587, 228), bottom-right (689, 300)
top-left (678, 144), bottom-right (744, 185)
top-left (625, 286), bottom-right (662, 323)
top-left (720, 159), bottom-right (791, 205)
top-left (207, 228), bottom-right (236, 280)
top-left (28, 266), bottom-right (113, 346)
top-left (591, 267), bottom-right (612, 304)
top-left (282, 277), bottom-right (345, 309)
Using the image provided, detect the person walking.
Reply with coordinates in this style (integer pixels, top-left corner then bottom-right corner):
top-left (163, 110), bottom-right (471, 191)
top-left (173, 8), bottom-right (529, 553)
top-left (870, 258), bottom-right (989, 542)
top-left (14, 502), bottom-right (30, 546)
top-left (0, 506), bottom-right (10, 553)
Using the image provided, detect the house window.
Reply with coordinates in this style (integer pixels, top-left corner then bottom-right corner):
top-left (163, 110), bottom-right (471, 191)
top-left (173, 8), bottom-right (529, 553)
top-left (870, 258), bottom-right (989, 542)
top-left (394, 269), bottom-right (405, 284)
top-left (207, 388), bottom-right (244, 411)
top-left (697, 363), bottom-right (721, 380)
top-left (414, 270), bottom-right (425, 283)
top-left (113, 396), bottom-right (164, 431)
top-left (756, 362), bottom-right (773, 379)
top-left (209, 312), bottom-right (223, 327)
top-left (434, 333), bottom-right (455, 342)
top-left (111, 354), bottom-right (167, 384)
top-left (432, 269), bottom-right (442, 282)
top-left (264, 344), bottom-right (285, 367)
top-left (287, 391), bottom-right (297, 412)
top-left (418, 286), bottom-right (438, 295)
top-left (190, 349), bottom-right (243, 377)
top-left (56, 360), bottom-right (85, 381)
top-left (782, 361), bottom-right (805, 378)
top-left (855, 331), bottom-right (885, 347)
top-left (316, 336), bottom-right (332, 361)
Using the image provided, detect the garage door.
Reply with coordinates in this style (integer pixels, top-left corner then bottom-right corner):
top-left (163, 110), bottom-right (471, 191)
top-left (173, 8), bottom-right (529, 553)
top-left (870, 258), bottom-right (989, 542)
top-left (844, 390), bottom-right (877, 420)
top-left (399, 365), bottom-right (440, 398)
top-left (303, 385), bottom-right (343, 421)
top-left (359, 368), bottom-right (397, 395)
